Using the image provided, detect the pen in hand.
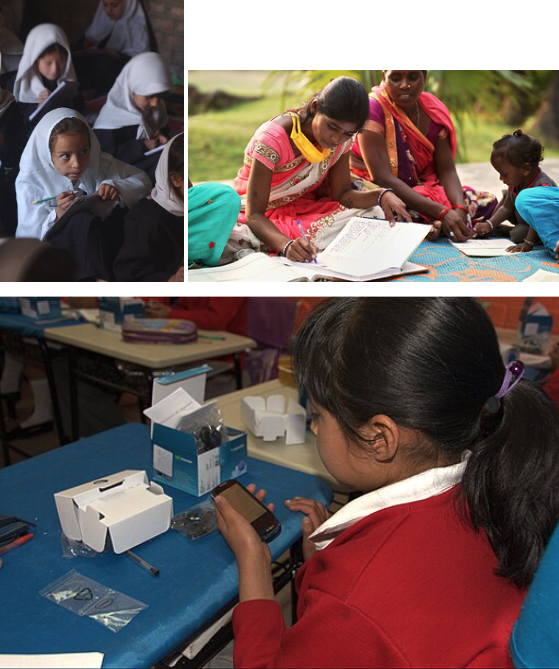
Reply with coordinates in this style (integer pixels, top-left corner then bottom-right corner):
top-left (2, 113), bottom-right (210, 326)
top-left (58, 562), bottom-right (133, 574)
top-left (296, 220), bottom-right (318, 264)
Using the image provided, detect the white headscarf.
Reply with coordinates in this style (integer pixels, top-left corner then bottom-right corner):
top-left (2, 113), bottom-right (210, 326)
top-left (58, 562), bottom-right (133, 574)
top-left (16, 107), bottom-right (152, 240)
top-left (84, 0), bottom-right (149, 58)
top-left (93, 52), bottom-right (171, 139)
top-left (0, 13), bottom-right (23, 75)
top-left (152, 133), bottom-right (183, 216)
top-left (13, 24), bottom-right (77, 104)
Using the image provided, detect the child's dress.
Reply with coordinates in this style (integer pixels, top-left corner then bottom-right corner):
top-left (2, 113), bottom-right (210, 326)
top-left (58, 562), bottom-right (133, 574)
top-left (93, 52), bottom-right (172, 184)
top-left (15, 107), bottom-right (151, 280)
top-left (507, 169), bottom-right (557, 244)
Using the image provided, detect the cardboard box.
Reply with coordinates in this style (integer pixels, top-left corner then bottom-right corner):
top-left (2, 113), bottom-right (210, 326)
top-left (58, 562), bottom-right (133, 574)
top-left (518, 303), bottom-right (553, 354)
top-left (145, 384), bottom-right (248, 497)
top-left (242, 394), bottom-right (306, 444)
top-left (152, 424), bottom-right (248, 497)
top-left (98, 297), bottom-right (145, 333)
top-left (19, 297), bottom-right (62, 319)
top-left (54, 470), bottom-right (173, 554)
top-left (152, 366), bottom-right (211, 405)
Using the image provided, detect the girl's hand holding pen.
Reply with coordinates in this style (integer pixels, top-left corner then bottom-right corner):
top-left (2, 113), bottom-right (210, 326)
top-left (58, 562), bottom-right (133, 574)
top-left (55, 190), bottom-right (77, 219)
top-left (286, 237), bottom-right (318, 263)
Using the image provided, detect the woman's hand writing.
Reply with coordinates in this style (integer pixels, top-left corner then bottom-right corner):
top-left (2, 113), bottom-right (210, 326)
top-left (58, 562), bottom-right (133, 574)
top-left (440, 208), bottom-right (474, 243)
top-left (379, 191), bottom-right (412, 226)
top-left (285, 237), bottom-right (318, 263)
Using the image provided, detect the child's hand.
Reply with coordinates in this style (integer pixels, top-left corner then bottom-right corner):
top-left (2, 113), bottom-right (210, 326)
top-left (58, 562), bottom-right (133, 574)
top-left (168, 267), bottom-right (184, 282)
top-left (55, 190), bottom-right (77, 219)
top-left (83, 38), bottom-right (97, 49)
top-left (101, 48), bottom-right (119, 59)
top-left (285, 497), bottom-right (329, 562)
top-left (154, 130), bottom-right (169, 147)
top-left (38, 88), bottom-right (50, 105)
top-left (144, 138), bottom-right (158, 152)
top-left (507, 242), bottom-right (532, 254)
top-left (474, 221), bottom-right (492, 237)
top-left (96, 184), bottom-right (119, 201)
top-left (144, 300), bottom-right (171, 318)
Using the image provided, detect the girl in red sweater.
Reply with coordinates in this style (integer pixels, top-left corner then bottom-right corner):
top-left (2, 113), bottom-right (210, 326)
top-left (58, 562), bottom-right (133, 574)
top-left (215, 297), bottom-right (559, 669)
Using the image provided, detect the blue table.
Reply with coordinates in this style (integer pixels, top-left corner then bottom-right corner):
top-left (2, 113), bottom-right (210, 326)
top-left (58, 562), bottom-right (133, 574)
top-left (0, 310), bottom-right (85, 461)
top-left (0, 423), bottom-right (332, 668)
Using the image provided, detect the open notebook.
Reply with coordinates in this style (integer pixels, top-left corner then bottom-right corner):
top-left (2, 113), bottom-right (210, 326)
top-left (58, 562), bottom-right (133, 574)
top-left (189, 218), bottom-right (430, 282)
top-left (43, 194), bottom-right (118, 242)
top-left (450, 238), bottom-right (514, 257)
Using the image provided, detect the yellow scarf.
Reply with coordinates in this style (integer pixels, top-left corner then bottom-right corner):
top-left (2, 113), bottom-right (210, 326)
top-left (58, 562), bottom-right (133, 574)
top-left (289, 112), bottom-right (330, 163)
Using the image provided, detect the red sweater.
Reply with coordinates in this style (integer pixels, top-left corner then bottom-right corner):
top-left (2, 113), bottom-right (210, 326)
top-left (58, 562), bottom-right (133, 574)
top-left (143, 298), bottom-right (249, 335)
top-left (233, 488), bottom-right (525, 668)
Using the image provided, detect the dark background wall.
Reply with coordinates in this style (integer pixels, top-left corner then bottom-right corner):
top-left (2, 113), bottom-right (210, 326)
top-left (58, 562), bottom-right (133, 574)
top-left (22, 0), bottom-right (184, 81)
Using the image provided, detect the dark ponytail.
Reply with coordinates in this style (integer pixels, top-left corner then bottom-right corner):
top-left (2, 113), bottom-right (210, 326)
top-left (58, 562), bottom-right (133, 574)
top-left (298, 77), bottom-right (369, 131)
top-left (292, 297), bottom-right (559, 587)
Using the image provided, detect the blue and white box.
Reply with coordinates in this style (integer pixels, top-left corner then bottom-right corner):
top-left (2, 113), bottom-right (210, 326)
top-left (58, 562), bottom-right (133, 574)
top-left (19, 297), bottom-right (62, 319)
top-left (99, 297), bottom-right (145, 333)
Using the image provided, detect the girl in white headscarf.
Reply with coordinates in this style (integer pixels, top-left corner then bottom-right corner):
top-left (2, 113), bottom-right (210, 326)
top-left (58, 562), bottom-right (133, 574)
top-left (7, 24), bottom-right (84, 130)
top-left (113, 132), bottom-right (183, 281)
top-left (93, 51), bottom-right (172, 184)
top-left (16, 107), bottom-right (151, 280)
top-left (74, 0), bottom-right (150, 96)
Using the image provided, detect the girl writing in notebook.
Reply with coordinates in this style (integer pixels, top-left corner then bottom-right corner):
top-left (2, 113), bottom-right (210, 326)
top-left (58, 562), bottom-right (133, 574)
top-left (214, 297), bottom-right (559, 668)
top-left (73, 0), bottom-right (150, 97)
top-left (93, 52), bottom-right (172, 185)
top-left (5, 24), bottom-right (84, 131)
top-left (15, 107), bottom-right (151, 280)
top-left (227, 76), bottom-right (410, 265)
top-left (113, 132), bottom-right (184, 281)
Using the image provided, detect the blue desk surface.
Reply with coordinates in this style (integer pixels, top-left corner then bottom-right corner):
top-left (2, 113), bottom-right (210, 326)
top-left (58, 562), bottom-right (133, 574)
top-left (0, 423), bottom-right (332, 668)
top-left (0, 312), bottom-right (84, 339)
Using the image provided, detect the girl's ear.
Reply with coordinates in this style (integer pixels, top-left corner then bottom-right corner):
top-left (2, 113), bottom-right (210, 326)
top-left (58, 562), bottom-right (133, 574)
top-left (360, 414), bottom-right (400, 463)
top-left (522, 162), bottom-right (532, 176)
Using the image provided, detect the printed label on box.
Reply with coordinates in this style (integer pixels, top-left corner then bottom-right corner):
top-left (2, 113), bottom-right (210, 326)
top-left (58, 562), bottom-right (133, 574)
top-left (199, 449), bottom-right (220, 495)
top-left (153, 445), bottom-right (173, 478)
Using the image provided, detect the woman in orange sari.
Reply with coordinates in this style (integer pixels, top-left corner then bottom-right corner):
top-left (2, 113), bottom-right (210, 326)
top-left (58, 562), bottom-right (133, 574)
top-left (350, 71), bottom-right (497, 243)
top-left (225, 76), bottom-right (410, 264)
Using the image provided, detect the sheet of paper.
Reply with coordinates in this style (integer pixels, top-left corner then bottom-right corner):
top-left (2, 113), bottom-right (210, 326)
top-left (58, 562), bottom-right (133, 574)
top-left (523, 269), bottom-right (559, 282)
top-left (450, 238), bottom-right (513, 257)
top-left (188, 253), bottom-right (313, 282)
top-left (0, 653), bottom-right (103, 669)
top-left (143, 388), bottom-right (201, 428)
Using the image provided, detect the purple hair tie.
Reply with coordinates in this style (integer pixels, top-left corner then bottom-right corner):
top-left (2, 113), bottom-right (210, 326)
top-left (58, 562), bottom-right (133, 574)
top-left (484, 360), bottom-right (525, 415)
top-left (495, 360), bottom-right (525, 399)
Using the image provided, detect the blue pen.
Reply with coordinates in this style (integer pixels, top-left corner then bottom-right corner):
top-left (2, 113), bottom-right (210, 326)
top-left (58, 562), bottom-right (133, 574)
top-left (296, 220), bottom-right (317, 264)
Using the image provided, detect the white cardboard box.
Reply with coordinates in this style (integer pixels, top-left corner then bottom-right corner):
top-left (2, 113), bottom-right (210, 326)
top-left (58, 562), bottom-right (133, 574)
top-left (241, 395), bottom-right (306, 444)
top-left (54, 470), bottom-right (173, 554)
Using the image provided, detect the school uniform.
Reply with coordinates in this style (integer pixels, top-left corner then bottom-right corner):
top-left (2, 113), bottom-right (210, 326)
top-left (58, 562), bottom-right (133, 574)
top-left (113, 132), bottom-right (183, 281)
top-left (16, 108), bottom-right (151, 280)
top-left (233, 460), bottom-right (525, 668)
top-left (166, 298), bottom-right (249, 336)
top-left (74, 0), bottom-right (149, 95)
top-left (93, 52), bottom-right (172, 184)
top-left (9, 24), bottom-right (84, 132)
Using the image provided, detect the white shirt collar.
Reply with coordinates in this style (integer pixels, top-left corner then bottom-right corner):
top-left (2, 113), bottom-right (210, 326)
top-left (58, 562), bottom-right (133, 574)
top-left (311, 455), bottom-right (469, 551)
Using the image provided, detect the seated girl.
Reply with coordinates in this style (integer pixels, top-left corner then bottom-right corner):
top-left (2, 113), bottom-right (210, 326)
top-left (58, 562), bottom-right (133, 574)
top-left (473, 130), bottom-right (556, 253)
top-left (93, 52), bottom-right (171, 185)
top-left (113, 132), bottom-right (184, 281)
top-left (15, 107), bottom-right (151, 281)
top-left (227, 76), bottom-right (410, 265)
top-left (216, 297), bottom-right (559, 668)
top-left (350, 70), bottom-right (498, 242)
top-left (73, 0), bottom-right (150, 97)
top-left (514, 186), bottom-right (559, 261)
top-left (5, 24), bottom-right (84, 132)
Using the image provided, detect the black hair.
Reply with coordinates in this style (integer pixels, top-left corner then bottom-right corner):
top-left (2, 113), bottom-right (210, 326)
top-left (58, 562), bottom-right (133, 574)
top-left (492, 129), bottom-right (544, 168)
top-left (298, 77), bottom-right (369, 131)
top-left (167, 133), bottom-right (184, 201)
top-left (292, 297), bottom-right (559, 587)
top-left (49, 117), bottom-right (90, 153)
top-left (37, 42), bottom-right (68, 61)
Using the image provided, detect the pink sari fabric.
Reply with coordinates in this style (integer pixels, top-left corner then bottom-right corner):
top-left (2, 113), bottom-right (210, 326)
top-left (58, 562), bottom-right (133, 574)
top-left (233, 118), bottom-right (351, 243)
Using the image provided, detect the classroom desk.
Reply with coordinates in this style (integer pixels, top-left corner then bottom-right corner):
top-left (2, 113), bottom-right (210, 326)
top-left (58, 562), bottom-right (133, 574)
top-left (0, 423), bottom-right (332, 668)
top-left (215, 379), bottom-right (338, 489)
top-left (0, 311), bottom-right (85, 462)
top-left (44, 325), bottom-right (256, 440)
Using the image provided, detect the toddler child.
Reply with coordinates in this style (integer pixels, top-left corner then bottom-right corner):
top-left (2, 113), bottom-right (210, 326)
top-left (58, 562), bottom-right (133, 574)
top-left (16, 107), bottom-right (151, 280)
top-left (474, 130), bottom-right (556, 252)
top-left (215, 297), bottom-right (559, 668)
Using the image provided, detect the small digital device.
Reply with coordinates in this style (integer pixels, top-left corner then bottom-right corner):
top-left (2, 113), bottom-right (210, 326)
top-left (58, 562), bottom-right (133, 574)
top-left (211, 480), bottom-right (281, 543)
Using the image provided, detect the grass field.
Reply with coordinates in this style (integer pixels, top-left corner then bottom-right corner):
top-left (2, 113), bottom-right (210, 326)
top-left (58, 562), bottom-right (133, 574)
top-left (188, 71), bottom-right (559, 182)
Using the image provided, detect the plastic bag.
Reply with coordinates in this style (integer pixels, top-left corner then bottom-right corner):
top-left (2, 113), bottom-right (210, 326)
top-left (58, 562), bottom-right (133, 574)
top-left (171, 499), bottom-right (217, 540)
top-left (40, 569), bottom-right (147, 633)
top-left (61, 533), bottom-right (99, 559)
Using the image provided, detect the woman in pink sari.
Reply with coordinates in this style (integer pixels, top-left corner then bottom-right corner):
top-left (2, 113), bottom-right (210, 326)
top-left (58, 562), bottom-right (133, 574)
top-left (227, 77), bottom-right (410, 264)
top-left (350, 71), bottom-right (497, 243)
